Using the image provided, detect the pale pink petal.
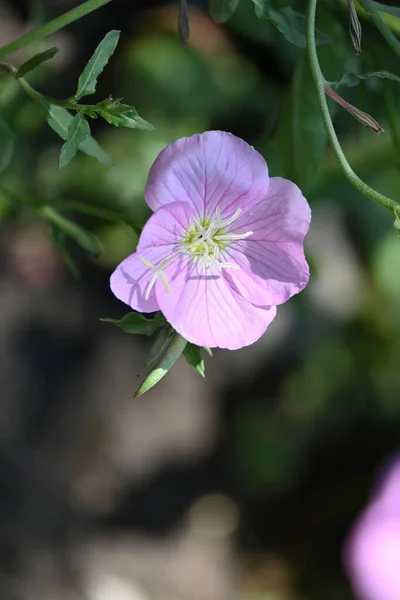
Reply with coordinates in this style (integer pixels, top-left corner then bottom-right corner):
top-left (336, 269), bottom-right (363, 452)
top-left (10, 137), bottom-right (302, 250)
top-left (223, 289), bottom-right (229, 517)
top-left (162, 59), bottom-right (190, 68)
top-left (110, 252), bottom-right (160, 313)
top-left (155, 258), bottom-right (277, 349)
top-left (232, 177), bottom-right (311, 242)
top-left (345, 511), bottom-right (400, 600)
top-left (110, 201), bottom-right (194, 313)
top-left (145, 131), bottom-right (269, 216)
top-left (223, 177), bottom-right (311, 305)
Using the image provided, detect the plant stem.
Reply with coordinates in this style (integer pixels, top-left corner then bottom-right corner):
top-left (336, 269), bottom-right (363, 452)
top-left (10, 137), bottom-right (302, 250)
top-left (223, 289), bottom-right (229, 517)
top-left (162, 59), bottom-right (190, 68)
top-left (0, 0), bottom-right (113, 60)
top-left (306, 0), bottom-right (400, 214)
top-left (359, 0), bottom-right (400, 58)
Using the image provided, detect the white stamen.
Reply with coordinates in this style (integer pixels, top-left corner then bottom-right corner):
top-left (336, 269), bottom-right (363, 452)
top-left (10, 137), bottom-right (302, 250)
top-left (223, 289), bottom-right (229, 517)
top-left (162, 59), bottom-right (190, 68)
top-left (140, 206), bottom-right (253, 293)
top-left (139, 255), bottom-right (171, 299)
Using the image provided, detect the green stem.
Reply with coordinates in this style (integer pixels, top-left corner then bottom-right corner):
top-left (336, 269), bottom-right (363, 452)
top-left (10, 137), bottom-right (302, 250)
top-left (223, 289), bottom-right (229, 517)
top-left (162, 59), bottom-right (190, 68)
top-left (306, 0), bottom-right (400, 214)
top-left (359, 0), bottom-right (400, 58)
top-left (0, 0), bottom-right (113, 60)
top-left (17, 76), bottom-right (96, 112)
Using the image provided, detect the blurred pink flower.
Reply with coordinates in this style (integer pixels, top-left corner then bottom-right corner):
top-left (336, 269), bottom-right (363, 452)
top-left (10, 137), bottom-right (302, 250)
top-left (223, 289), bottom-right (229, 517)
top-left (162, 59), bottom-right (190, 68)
top-left (110, 131), bottom-right (311, 349)
top-left (344, 455), bottom-right (400, 600)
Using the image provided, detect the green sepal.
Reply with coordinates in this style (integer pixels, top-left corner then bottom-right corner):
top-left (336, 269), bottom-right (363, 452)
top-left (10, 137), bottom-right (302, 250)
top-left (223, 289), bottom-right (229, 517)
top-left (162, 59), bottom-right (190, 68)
top-left (135, 328), bottom-right (188, 397)
top-left (101, 311), bottom-right (166, 336)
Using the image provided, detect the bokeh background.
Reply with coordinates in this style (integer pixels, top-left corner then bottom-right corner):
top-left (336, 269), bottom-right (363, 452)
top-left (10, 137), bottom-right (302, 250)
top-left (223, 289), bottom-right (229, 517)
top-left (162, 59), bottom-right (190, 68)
top-left (0, 0), bottom-right (400, 598)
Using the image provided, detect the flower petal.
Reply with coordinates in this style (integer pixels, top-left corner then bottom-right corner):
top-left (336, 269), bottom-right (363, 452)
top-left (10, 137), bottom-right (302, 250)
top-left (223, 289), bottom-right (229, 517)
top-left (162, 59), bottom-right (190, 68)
top-left (145, 131), bottom-right (269, 216)
top-left (224, 177), bottom-right (311, 306)
top-left (345, 511), bottom-right (400, 600)
top-left (110, 252), bottom-right (160, 313)
top-left (155, 258), bottom-right (277, 349)
top-left (110, 201), bottom-right (194, 312)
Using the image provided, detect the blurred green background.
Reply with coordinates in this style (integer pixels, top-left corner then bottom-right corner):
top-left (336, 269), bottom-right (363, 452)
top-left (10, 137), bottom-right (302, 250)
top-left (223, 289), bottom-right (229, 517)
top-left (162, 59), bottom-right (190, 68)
top-left (1, 1), bottom-right (400, 599)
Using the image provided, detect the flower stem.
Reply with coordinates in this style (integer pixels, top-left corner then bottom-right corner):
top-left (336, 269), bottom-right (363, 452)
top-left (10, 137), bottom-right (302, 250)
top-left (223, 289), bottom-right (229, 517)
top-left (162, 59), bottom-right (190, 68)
top-left (0, 0), bottom-right (113, 60)
top-left (306, 0), bottom-right (400, 214)
top-left (359, 0), bottom-right (400, 59)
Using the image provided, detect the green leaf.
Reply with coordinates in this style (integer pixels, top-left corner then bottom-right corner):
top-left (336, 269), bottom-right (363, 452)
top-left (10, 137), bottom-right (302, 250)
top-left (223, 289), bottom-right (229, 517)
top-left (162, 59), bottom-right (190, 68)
top-left (53, 200), bottom-right (143, 229)
top-left (135, 329), bottom-right (188, 397)
top-left (51, 226), bottom-right (80, 279)
top-left (269, 7), bottom-right (330, 47)
top-left (0, 118), bottom-right (14, 174)
top-left (16, 47), bottom-right (58, 78)
top-left (101, 312), bottom-right (166, 336)
top-left (37, 101), bottom-right (113, 166)
top-left (98, 102), bottom-right (154, 130)
top-left (39, 205), bottom-right (102, 255)
top-left (209, 0), bottom-right (240, 23)
top-left (370, 1), bottom-right (400, 18)
top-left (252, 0), bottom-right (269, 18)
top-left (273, 52), bottom-right (326, 192)
top-left (59, 112), bottom-right (90, 169)
top-left (331, 70), bottom-right (400, 88)
top-left (75, 30), bottom-right (120, 100)
top-left (183, 343), bottom-right (206, 377)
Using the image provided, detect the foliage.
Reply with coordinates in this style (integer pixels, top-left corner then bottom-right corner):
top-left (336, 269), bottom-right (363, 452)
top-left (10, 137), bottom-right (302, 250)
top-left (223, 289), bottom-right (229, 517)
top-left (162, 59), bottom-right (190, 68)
top-left (1, 0), bottom-right (400, 397)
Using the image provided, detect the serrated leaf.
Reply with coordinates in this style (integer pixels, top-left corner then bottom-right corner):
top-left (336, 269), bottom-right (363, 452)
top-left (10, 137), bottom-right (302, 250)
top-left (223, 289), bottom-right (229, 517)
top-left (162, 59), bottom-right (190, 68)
top-left (135, 329), bottom-right (188, 397)
top-left (16, 47), bottom-right (58, 78)
top-left (179, 0), bottom-right (190, 43)
top-left (331, 70), bottom-right (400, 88)
top-left (98, 102), bottom-right (154, 130)
top-left (75, 30), bottom-right (120, 100)
top-left (39, 205), bottom-right (102, 255)
top-left (274, 52), bottom-right (326, 192)
top-left (269, 7), bottom-right (330, 47)
top-left (37, 100), bottom-right (113, 166)
top-left (101, 312), bottom-right (166, 336)
top-left (183, 343), bottom-right (206, 377)
top-left (0, 118), bottom-right (14, 174)
top-left (59, 112), bottom-right (90, 169)
top-left (209, 0), bottom-right (240, 23)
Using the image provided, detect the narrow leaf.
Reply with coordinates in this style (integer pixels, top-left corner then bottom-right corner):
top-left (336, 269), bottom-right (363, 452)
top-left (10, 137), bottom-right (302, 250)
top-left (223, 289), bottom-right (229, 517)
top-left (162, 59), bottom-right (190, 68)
top-left (370, 1), bottom-right (400, 18)
top-left (37, 101), bottom-right (113, 166)
top-left (274, 52), bottom-right (326, 192)
top-left (98, 102), bottom-right (154, 130)
top-left (209, 0), bottom-right (240, 23)
top-left (183, 343), bottom-right (206, 377)
top-left (16, 47), bottom-right (59, 78)
top-left (331, 70), bottom-right (400, 87)
top-left (179, 0), bottom-right (190, 43)
top-left (59, 112), bottom-right (90, 169)
top-left (51, 226), bottom-right (80, 279)
top-left (135, 330), bottom-right (187, 397)
top-left (0, 118), bottom-right (14, 174)
top-left (75, 30), bottom-right (120, 100)
top-left (39, 205), bottom-right (102, 255)
top-left (269, 8), bottom-right (330, 47)
top-left (101, 312), bottom-right (166, 336)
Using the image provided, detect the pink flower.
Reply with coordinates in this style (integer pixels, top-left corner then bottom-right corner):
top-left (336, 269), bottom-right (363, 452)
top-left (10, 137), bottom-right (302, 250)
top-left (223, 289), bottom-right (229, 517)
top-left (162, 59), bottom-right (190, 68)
top-left (344, 455), bottom-right (400, 600)
top-left (110, 131), bottom-right (311, 349)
